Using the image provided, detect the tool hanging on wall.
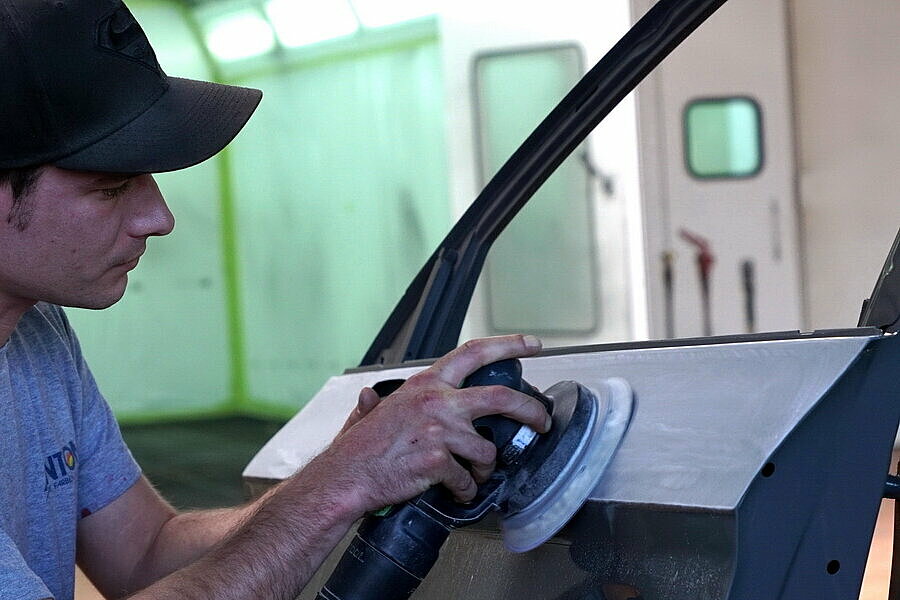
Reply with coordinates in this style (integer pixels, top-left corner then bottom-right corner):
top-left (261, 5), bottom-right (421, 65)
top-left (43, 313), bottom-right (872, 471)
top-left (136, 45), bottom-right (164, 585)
top-left (580, 151), bottom-right (615, 197)
top-left (679, 229), bottom-right (715, 336)
top-left (740, 259), bottom-right (756, 333)
top-left (662, 251), bottom-right (675, 338)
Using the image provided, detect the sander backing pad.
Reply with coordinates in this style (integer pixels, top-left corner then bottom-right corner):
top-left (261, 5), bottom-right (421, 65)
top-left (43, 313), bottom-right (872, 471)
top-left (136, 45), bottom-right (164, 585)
top-left (500, 377), bottom-right (634, 552)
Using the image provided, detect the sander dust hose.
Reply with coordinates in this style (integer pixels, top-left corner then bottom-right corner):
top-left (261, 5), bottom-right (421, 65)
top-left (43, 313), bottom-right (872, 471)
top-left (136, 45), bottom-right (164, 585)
top-left (315, 502), bottom-right (450, 599)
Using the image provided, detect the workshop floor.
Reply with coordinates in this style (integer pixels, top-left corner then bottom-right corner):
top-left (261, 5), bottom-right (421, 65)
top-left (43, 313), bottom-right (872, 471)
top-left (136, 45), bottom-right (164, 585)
top-left (74, 421), bottom-right (897, 598)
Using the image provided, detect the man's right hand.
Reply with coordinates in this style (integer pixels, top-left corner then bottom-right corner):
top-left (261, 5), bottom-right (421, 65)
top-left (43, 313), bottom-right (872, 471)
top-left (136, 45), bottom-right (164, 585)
top-left (310, 334), bottom-right (550, 516)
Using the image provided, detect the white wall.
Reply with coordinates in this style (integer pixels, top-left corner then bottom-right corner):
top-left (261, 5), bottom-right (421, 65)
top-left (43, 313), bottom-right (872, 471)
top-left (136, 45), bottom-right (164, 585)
top-left (790, 0), bottom-right (900, 329)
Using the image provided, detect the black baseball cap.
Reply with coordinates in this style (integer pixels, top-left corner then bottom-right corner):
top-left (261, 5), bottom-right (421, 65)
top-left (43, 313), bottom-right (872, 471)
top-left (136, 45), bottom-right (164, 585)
top-left (0, 0), bottom-right (262, 173)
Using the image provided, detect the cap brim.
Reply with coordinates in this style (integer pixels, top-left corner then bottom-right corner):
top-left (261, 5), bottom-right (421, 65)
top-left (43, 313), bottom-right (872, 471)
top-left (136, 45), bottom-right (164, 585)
top-left (54, 77), bottom-right (262, 174)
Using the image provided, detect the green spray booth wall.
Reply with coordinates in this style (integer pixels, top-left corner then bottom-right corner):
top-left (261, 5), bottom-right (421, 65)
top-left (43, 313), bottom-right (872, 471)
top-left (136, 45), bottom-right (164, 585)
top-left (67, 1), bottom-right (450, 422)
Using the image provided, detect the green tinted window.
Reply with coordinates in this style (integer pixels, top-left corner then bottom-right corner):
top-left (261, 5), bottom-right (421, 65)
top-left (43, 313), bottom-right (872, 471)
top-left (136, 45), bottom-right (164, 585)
top-left (684, 97), bottom-right (762, 179)
top-left (474, 45), bottom-right (599, 335)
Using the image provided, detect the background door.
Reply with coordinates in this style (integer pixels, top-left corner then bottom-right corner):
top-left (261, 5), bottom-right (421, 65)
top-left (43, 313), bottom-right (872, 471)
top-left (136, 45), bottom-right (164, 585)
top-left (634, 0), bottom-right (803, 339)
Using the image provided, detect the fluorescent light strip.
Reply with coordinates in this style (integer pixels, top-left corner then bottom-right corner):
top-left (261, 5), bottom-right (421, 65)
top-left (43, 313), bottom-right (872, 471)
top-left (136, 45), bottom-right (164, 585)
top-left (205, 10), bottom-right (276, 62)
top-left (265, 0), bottom-right (359, 48)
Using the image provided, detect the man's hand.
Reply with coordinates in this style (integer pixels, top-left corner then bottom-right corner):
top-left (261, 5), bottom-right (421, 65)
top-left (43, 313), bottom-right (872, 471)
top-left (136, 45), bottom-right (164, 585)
top-left (319, 334), bottom-right (549, 513)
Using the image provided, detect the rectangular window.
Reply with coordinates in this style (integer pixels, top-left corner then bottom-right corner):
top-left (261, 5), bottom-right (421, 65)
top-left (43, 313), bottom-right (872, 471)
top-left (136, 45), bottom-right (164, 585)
top-left (684, 97), bottom-right (762, 179)
top-left (473, 44), bottom-right (600, 335)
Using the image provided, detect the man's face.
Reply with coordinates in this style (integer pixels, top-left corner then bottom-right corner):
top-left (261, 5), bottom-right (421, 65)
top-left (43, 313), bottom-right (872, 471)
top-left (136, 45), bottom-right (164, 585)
top-left (0, 166), bottom-right (174, 311)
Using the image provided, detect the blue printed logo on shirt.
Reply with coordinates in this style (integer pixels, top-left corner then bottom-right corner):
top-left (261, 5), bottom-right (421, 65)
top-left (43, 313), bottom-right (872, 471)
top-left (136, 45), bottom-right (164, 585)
top-left (43, 441), bottom-right (77, 493)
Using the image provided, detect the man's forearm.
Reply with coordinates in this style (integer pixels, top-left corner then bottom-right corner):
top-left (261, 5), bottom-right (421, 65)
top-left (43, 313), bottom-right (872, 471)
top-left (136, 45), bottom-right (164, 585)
top-left (126, 503), bottom-right (258, 591)
top-left (127, 452), bottom-right (363, 599)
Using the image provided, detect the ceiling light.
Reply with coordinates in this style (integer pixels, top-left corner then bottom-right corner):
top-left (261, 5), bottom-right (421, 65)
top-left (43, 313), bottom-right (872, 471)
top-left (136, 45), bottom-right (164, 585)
top-left (265, 0), bottom-right (359, 48)
top-left (205, 10), bottom-right (276, 62)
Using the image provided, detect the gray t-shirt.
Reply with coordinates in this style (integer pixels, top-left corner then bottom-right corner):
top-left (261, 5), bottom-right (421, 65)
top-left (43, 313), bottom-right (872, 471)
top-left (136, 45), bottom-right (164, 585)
top-left (0, 303), bottom-right (141, 600)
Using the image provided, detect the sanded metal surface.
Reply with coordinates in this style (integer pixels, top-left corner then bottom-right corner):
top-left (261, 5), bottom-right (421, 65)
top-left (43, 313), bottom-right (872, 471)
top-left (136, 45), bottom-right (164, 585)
top-left (244, 335), bottom-right (872, 511)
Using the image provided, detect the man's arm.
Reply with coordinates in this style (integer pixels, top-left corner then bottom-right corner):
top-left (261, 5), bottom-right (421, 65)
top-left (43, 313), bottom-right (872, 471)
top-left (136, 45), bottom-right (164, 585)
top-left (79, 382), bottom-right (387, 595)
top-left (76, 476), bottom-right (258, 595)
top-left (77, 335), bottom-right (549, 599)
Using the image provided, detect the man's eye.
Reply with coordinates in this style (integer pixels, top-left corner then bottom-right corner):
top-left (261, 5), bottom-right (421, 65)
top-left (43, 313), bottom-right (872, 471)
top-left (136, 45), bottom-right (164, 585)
top-left (101, 180), bottom-right (132, 199)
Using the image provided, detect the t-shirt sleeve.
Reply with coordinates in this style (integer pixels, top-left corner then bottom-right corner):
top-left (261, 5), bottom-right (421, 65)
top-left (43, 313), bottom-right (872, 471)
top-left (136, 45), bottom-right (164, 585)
top-left (52, 307), bottom-right (142, 518)
top-left (0, 529), bottom-right (53, 600)
top-left (75, 364), bottom-right (142, 517)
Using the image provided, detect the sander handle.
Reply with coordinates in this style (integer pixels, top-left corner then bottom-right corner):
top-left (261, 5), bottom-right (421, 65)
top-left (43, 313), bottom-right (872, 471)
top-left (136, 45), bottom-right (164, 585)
top-left (466, 359), bottom-right (551, 469)
top-left (315, 359), bottom-right (545, 600)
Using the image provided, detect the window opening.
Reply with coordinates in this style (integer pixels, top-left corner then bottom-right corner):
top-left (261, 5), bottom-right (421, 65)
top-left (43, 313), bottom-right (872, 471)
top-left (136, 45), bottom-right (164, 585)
top-left (473, 45), bottom-right (600, 335)
top-left (684, 96), bottom-right (762, 179)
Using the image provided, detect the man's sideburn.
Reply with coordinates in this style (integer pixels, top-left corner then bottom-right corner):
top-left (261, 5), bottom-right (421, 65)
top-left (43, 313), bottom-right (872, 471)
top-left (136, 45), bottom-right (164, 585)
top-left (0, 167), bottom-right (43, 231)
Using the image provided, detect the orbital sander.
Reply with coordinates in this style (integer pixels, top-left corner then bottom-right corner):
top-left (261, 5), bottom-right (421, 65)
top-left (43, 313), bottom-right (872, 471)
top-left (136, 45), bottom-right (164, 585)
top-left (316, 359), bottom-right (634, 600)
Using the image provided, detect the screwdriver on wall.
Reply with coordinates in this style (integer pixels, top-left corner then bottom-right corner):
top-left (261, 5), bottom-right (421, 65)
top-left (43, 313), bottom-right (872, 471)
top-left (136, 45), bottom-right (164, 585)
top-left (741, 259), bottom-right (756, 333)
top-left (662, 250), bottom-right (675, 339)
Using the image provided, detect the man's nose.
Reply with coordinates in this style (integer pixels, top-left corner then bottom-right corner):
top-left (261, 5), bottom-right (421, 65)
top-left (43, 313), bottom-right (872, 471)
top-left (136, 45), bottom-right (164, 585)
top-left (127, 174), bottom-right (175, 238)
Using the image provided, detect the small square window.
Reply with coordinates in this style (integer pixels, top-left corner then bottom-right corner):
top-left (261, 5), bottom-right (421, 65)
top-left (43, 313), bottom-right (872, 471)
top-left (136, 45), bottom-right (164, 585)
top-left (684, 97), bottom-right (762, 179)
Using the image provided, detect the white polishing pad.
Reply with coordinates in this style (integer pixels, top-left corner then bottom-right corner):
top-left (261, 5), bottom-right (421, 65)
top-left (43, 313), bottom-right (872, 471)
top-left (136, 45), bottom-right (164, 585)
top-left (500, 377), bottom-right (634, 553)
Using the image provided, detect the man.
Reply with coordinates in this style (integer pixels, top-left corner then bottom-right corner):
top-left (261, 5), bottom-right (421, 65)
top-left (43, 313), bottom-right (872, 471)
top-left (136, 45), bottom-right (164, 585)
top-left (0, 1), bottom-right (550, 598)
